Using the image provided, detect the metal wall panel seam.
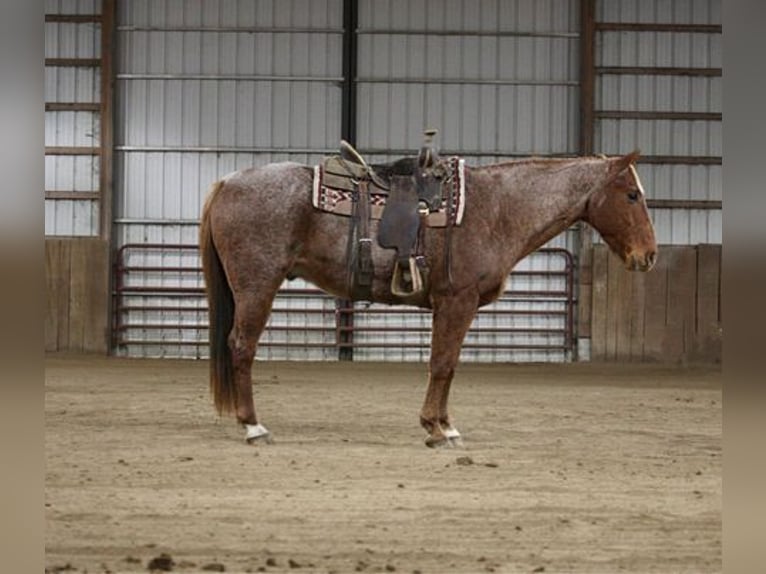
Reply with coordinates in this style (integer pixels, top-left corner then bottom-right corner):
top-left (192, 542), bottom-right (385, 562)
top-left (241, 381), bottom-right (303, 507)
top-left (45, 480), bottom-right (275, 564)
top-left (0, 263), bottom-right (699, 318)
top-left (114, 145), bottom-right (592, 156)
top-left (116, 74), bottom-right (344, 82)
top-left (357, 78), bottom-right (579, 86)
top-left (357, 29), bottom-right (579, 38)
top-left (117, 26), bottom-right (343, 33)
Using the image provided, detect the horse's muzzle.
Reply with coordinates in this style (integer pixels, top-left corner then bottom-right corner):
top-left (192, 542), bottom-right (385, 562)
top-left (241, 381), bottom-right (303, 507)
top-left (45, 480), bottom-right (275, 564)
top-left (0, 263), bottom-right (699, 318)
top-left (627, 250), bottom-right (657, 272)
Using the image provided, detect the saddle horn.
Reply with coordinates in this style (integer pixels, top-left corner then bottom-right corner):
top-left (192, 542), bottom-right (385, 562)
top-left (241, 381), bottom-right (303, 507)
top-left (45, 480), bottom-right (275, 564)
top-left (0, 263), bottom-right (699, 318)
top-left (418, 128), bottom-right (439, 169)
top-left (340, 140), bottom-right (370, 170)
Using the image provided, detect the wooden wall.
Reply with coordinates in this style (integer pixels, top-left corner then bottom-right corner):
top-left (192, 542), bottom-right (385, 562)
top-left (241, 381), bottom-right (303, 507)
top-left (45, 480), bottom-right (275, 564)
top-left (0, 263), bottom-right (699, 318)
top-left (45, 238), bottom-right (110, 353)
top-left (590, 244), bottom-right (722, 363)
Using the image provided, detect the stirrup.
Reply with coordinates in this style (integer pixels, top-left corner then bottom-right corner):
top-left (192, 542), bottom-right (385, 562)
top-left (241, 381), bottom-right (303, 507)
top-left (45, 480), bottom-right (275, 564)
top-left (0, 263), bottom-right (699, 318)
top-left (391, 256), bottom-right (424, 297)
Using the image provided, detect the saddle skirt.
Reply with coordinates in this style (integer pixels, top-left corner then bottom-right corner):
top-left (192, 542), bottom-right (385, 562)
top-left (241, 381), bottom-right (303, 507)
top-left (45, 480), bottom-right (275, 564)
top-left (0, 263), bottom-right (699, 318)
top-left (312, 155), bottom-right (466, 228)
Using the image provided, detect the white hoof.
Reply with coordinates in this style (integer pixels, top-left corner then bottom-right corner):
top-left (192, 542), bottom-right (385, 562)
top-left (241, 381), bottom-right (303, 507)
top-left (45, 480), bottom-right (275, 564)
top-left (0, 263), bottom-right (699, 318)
top-left (244, 423), bottom-right (273, 444)
top-left (445, 426), bottom-right (464, 447)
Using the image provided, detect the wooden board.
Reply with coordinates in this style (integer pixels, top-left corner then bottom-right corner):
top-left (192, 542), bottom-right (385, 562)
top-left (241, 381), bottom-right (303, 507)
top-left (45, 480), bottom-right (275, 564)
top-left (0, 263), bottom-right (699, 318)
top-left (590, 245), bottom-right (609, 360)
top-left (84, 241), bottom-right (110, 351)
top-left (628, 270), bottom-right (647, 362)
top-left (604, 250), bottom-right (621, 360)
top-left (45, 238), bottom-right (110, 353)
top-left (634, 246), bottom-right (667, 361)
top-left (694, 244), bottom-right (722, 362)
top-left (68, 242), bottom-right (88, 351)
top-left (589, 244), bottom-right (721, 364)
top-left (576, 229), bottom-right (593, 340)
top-left (611, 252), bottom-right (636, 360)
top-left (664, 247), bottom-right (697, 362)
top-left (45, 239), bottom-right (71, 352)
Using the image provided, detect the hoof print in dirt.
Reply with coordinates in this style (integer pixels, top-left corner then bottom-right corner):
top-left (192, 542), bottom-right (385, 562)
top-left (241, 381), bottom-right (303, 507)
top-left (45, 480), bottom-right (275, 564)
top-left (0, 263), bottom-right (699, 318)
top-left (147, 553), bottom-right (174, 571)
top-left (201, 563), bottom-right (226, 572)
top-left (455, 456), bottom-right (474, 466)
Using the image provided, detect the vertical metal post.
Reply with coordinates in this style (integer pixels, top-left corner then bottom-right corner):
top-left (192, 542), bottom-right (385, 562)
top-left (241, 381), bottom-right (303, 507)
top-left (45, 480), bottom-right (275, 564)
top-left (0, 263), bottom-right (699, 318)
top-left (99, 0), bottom-right (115, 242)
top-left (100, 0), bottom-right (116, 354)
top-left (576, 0), bottom-right (597, 360)
top-left (338, 0), bottom-right (359, 361)
top-left (341, 0), bottom-right (358, 147)
top-left (579, 0), bottom-right (596, 157)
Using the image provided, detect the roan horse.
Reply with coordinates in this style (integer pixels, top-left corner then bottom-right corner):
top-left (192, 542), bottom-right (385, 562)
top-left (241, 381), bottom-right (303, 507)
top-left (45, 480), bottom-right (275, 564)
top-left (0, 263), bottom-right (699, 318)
top-left (200, 149), bottom-right (657, 447)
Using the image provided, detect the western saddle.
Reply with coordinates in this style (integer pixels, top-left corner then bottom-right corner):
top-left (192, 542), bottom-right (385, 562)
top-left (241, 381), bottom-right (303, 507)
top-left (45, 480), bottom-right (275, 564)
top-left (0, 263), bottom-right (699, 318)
top-left (324, 129), bottom-right (451, 300)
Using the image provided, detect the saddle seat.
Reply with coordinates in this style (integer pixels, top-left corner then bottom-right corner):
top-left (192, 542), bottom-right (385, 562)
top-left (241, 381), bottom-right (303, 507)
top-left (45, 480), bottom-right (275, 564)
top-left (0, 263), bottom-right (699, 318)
top-left (339, 139), bottom-right (446, 213)
top-left (312, 131), bottom-right (465, 300)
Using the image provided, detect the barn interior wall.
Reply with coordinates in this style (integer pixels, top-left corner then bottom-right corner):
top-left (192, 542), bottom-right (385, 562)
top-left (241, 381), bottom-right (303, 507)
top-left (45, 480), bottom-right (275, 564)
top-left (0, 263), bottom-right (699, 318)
top-left (44, 0), bottom-right (722, 363)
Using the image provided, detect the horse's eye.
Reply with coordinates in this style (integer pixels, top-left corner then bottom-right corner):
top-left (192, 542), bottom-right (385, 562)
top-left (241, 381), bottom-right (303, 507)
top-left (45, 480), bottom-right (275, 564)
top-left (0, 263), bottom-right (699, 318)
top-left (628, 191), bottom-right (640, 202)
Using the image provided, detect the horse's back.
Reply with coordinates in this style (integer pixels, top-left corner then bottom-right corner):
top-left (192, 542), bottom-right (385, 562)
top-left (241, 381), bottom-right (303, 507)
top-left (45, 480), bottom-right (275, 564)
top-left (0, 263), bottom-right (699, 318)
top-left (208, 162), bottom-right (313, 226)
top-left (219, 161), bottom-right (312, 200)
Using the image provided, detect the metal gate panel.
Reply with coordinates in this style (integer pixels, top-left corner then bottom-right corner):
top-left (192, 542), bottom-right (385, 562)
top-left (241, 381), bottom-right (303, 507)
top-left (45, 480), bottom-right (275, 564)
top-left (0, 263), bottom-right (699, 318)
top-left (348, 249), bottom-right (574, 363)
top-left (112, 244), bottom-right (339, 360)
top-left (113, 246), bottom-right (573, 363)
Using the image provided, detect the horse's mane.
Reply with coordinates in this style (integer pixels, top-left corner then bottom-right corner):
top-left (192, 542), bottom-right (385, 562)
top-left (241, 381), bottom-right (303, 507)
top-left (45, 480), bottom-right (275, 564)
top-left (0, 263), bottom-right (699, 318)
top-left (471, 155), bottom-right (604, 170)
top-left (472, 155), bottom-right (605, 173)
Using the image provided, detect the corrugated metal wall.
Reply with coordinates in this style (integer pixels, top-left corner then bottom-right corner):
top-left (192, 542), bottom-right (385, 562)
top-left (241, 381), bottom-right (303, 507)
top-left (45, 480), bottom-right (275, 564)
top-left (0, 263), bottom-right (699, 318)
top-left (113, 0), bottom-right (343, 359)
top-left (357, 0), bottom-right (580, 161)
top-left (45, 0), bottom-right (103, 236)
top-left (593, 0), bottom-right (722, 244)
top-left (353, 0), bottom-right (581, 362)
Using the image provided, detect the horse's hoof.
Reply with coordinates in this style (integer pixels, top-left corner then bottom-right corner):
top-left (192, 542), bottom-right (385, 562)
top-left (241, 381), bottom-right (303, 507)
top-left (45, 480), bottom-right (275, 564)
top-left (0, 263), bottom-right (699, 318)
top-left (443, 426), bottom-right (463, 447)
top-left (244, 423), bottom-right (273, 445)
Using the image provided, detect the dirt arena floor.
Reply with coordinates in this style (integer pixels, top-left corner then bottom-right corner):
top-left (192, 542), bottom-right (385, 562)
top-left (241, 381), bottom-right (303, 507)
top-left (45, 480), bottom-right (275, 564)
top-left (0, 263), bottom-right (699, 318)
top-left (45, 356), bottom-right (721, 574)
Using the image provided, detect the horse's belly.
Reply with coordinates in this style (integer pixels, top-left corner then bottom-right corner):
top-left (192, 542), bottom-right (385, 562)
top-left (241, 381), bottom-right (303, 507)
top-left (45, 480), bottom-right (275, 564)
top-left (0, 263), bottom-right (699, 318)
top-left (291, 214), bottom-right (425, 306)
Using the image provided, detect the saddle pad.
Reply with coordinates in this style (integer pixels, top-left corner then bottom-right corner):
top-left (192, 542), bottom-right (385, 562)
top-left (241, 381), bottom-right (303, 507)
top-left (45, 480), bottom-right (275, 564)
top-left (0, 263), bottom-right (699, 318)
top-left (312, 156), bottom-right (465, 227)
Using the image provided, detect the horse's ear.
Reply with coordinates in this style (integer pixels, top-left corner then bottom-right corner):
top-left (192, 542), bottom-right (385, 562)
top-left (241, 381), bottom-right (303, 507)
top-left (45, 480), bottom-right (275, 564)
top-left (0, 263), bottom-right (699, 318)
top-left (606, 149), bottom-right (641, 181)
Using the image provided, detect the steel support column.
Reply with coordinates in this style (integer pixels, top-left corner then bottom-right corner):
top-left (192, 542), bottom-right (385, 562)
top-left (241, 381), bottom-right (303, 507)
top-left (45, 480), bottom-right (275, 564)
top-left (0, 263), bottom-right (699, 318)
top-left (576, 0), bottom-right (597, 360)
top-left (338, 0), bottom-right (359, 361)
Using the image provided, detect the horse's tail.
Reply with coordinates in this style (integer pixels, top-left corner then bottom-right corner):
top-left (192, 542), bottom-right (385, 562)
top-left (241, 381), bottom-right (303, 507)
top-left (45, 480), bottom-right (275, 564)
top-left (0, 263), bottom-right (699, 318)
top-left (200, 180), bottom-right (237, 415)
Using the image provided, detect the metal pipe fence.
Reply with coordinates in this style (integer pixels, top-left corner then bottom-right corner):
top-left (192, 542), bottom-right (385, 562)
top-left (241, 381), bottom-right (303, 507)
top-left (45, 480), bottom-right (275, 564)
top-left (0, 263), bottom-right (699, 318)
top-left (112, 243), bottom-right (574, 361)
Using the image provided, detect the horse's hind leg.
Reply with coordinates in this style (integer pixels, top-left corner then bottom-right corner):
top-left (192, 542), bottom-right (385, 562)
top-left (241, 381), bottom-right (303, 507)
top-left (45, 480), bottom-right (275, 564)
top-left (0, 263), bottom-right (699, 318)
top-left (229, 283), bottom-right (282, 444)
top-left (420, 291), bottom-right (479, 448)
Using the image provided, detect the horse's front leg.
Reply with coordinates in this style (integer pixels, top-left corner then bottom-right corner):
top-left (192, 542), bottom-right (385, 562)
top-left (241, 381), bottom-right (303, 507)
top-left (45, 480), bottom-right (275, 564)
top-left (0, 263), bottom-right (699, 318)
top-left (420, 291), bottom-right (479, 448)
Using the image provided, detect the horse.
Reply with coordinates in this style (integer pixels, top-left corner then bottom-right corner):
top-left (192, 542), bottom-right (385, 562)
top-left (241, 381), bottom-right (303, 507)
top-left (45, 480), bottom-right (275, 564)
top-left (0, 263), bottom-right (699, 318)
top-left (199, 150), bottom-right (657, 447)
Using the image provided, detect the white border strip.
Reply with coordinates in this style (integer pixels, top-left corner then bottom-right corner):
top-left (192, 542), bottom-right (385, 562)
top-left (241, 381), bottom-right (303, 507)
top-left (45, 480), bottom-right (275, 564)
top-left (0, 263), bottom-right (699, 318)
top-left (455, 158), bottom-right (466, 225)
top-left (312, 165), bottom-right (321, 208)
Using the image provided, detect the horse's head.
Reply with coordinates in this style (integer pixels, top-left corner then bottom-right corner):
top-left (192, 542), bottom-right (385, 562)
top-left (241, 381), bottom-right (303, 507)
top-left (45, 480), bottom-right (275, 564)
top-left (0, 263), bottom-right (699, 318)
top-left (584, 151), bottom-right (657, 271)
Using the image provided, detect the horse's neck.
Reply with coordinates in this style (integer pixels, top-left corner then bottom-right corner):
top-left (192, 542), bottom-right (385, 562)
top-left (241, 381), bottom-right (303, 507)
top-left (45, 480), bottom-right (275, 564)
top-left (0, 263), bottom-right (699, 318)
top-left (474, 161), bottom-right (595, 258)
